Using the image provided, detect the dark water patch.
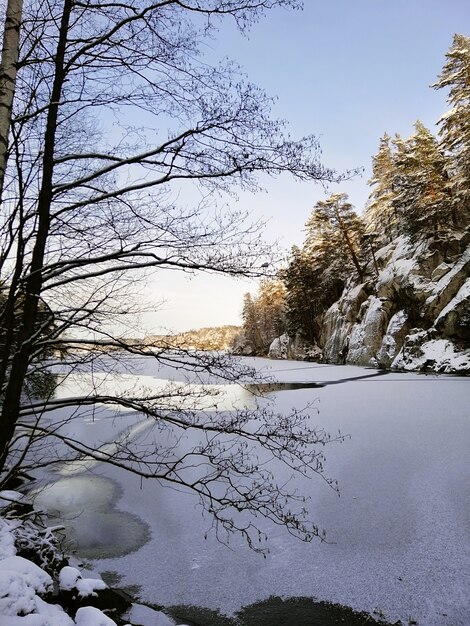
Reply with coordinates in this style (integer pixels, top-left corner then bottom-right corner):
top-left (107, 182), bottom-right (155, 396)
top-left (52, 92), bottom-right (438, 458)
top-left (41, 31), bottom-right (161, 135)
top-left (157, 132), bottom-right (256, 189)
top-left (165, 597), bottom-right (401, 626)
top-left (247, 381), bottom-right (326, 394)
top-left (165, 604), bottom-right (236, 626)
top-left (235, 597), bottom-right (401, 626)
top-left (247, 371), bottom-right (394, 395)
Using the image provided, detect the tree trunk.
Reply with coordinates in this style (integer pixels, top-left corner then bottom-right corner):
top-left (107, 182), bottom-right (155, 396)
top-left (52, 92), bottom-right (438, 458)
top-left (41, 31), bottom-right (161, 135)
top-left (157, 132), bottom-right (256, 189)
top-left (0, 0), bottom-right (72, 475)
top-left (0, 0), bottom-right (23, 202)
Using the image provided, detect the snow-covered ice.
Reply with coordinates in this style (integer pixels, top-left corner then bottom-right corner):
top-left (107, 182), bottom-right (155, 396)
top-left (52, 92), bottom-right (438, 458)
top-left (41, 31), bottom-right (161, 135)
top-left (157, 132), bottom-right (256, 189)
top-left (2, 357), bottom-right (470, 625)
top-left (82, 357), bottom-right (469, 626)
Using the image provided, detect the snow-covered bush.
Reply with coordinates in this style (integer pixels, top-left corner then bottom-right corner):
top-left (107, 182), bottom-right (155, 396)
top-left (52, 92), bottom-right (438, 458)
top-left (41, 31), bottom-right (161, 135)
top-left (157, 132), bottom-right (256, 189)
top-left (0, 492), bottom-right (131, 626)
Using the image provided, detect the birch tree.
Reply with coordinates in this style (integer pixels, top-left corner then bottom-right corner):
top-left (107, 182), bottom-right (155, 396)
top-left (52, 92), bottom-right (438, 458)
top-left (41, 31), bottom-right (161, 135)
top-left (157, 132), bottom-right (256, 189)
top-left (0, 0), bottom-right (22, 200)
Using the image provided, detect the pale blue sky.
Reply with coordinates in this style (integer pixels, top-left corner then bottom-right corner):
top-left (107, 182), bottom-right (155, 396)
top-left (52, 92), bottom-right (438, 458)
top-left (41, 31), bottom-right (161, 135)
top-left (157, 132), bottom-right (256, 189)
top-left (143, 1), bottom-right (470, 334)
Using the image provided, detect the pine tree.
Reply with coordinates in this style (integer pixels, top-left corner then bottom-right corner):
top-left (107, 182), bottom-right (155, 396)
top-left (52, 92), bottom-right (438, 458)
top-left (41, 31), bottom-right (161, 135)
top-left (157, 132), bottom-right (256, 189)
top-left (281, 195), bottom-right (365, 346)
top-left (364, 133), bottom-right (399, 244)
top-left (281, 246), bottom-right (341, 345)
top-left (433, 33), bottom-right (470, 220)
top-left (308, 193), bottom-right (366, 281)
top-left (256, 279), bottom-right (287, 345)
top-left (392, 122), bottom-right (452, 240)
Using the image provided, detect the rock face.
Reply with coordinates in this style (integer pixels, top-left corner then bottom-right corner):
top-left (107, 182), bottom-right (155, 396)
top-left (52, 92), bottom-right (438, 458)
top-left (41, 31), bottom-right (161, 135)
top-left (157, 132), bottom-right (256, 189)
top-left (270, 230), bottom-right (470, 374)
top-left (320, 231), bottom-right (470, 373)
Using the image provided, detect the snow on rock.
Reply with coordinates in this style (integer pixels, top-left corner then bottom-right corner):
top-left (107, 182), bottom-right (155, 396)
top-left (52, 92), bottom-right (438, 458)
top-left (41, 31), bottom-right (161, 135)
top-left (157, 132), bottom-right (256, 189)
top-left (126, 603), bottom-right (178, 626)
top-left (74, 606), bottom-right (119, 626)
top-left (0, 556), bottom-right (53, 595)
top-left (0, 614), bottom-right (73, 625)
top-left (0, 568), bottom-right (36, 616)
top-left (435, 277), bottom-right (470, 341)
top-left (322, 285), bottom-right (370, 363)
top-left (33, 597), bottom-right (75, 625)
top-left (58, 566), bottom-right (107, 597)
top-left (347, 296), bottom-right (391, 366)
top-left (392, 335), bottom-right (470, 374)
top-left (424, 242), bottom-right (470, 318)
top-left (431, 261), bottom-right (452, 281)
top-left (315, 231), bottom-right (470, 372)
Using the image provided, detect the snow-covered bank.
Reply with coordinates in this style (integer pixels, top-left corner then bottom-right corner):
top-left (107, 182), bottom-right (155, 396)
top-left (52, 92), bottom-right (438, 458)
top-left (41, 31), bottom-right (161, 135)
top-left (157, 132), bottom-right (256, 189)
top-left (0, 492), bottom-right (178, 626)
top-left (0, 494), bottom-right (118, 626)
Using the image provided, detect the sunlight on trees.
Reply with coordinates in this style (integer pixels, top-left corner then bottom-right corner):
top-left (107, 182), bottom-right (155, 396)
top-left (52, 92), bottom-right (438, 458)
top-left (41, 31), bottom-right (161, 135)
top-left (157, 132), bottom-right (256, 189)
top-left (238, 34), bottom-right (470, 356)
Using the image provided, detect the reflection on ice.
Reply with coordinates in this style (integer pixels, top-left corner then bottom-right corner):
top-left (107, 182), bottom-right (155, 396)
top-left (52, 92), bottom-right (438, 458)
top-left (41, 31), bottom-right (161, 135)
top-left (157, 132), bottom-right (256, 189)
top-left (32, 475), bottom-right (150, 559)
top-left (55, 371), bottom-right (256, 412)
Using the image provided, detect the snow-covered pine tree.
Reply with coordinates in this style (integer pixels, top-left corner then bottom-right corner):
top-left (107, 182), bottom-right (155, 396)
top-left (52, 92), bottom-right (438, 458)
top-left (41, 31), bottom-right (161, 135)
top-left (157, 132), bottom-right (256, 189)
top-left (364, 133), bottom-right (398, 245)
top-left (392, 121), bottom-right (452, 241)
top-left (433, 33), bottom-right (470, 222)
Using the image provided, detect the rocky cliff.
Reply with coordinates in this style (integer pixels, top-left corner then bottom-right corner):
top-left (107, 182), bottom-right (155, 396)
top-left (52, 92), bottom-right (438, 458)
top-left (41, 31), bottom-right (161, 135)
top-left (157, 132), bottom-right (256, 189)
top-left (269, 230), bottom-right (470, 374)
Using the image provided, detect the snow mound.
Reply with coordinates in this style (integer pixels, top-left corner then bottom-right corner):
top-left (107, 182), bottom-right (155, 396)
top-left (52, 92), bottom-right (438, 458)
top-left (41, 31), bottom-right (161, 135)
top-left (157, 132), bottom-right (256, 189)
top-left (59, 566), bottom-right (107, 597)
top-left (0, 568), bottom-right (36, 616)
top-left (0, 556), bottom-right (53, 595)
top-left (75, 606), bottom-right (124, 626)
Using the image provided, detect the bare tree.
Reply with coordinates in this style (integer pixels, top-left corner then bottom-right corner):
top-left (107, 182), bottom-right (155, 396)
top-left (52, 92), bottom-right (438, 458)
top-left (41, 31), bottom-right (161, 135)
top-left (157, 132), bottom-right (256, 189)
top-left (0, 0), bottom-right (343, 550)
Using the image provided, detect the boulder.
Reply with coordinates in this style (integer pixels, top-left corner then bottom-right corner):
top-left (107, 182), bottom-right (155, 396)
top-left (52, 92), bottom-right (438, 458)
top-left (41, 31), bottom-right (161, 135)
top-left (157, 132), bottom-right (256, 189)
top-left (268, 334), bottom-right (290, 359)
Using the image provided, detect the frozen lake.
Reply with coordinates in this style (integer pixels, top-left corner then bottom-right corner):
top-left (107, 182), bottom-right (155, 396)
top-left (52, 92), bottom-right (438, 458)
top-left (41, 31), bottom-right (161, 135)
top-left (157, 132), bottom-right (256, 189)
top-left (34, 357), bottom-right (470, 626)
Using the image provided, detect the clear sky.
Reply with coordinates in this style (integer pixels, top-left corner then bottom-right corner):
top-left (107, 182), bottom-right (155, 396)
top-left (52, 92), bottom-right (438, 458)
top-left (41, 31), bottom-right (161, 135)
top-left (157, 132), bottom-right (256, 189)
top-left (141, 0), bottom-right (470, 335)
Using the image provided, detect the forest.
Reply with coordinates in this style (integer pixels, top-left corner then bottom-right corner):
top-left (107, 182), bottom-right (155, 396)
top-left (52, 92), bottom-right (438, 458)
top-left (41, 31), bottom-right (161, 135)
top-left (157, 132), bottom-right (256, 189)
top-left (236, 34), bottom-right (470, 369)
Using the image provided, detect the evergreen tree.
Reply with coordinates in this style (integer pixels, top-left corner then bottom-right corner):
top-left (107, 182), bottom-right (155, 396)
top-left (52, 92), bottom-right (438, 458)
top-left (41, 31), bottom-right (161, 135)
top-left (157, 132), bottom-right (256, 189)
top-left (242, 292), bottom-right (261, 352)
top-left (433, 33), bottom-right (470, 220)
top-left (256, 279), bottom-right (287, 346)
top-left (281, 194), bottom-right (365, 346)
top-left (308, 193), bottom-right (366, 281)
top-left (241, 279), bottom-right (286, 353)
top-left (364, 133), bottom-right (399, 244)
top-left (281, 246), bottom-right (342, 345)
top-left (392, 122), bottom-right (452, 240)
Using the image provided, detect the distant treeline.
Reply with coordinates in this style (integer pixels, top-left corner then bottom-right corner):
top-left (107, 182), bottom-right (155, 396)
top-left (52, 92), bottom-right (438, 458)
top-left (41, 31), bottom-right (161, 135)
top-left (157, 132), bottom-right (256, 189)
top-left (147, 325), bottom-right (241, 351)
